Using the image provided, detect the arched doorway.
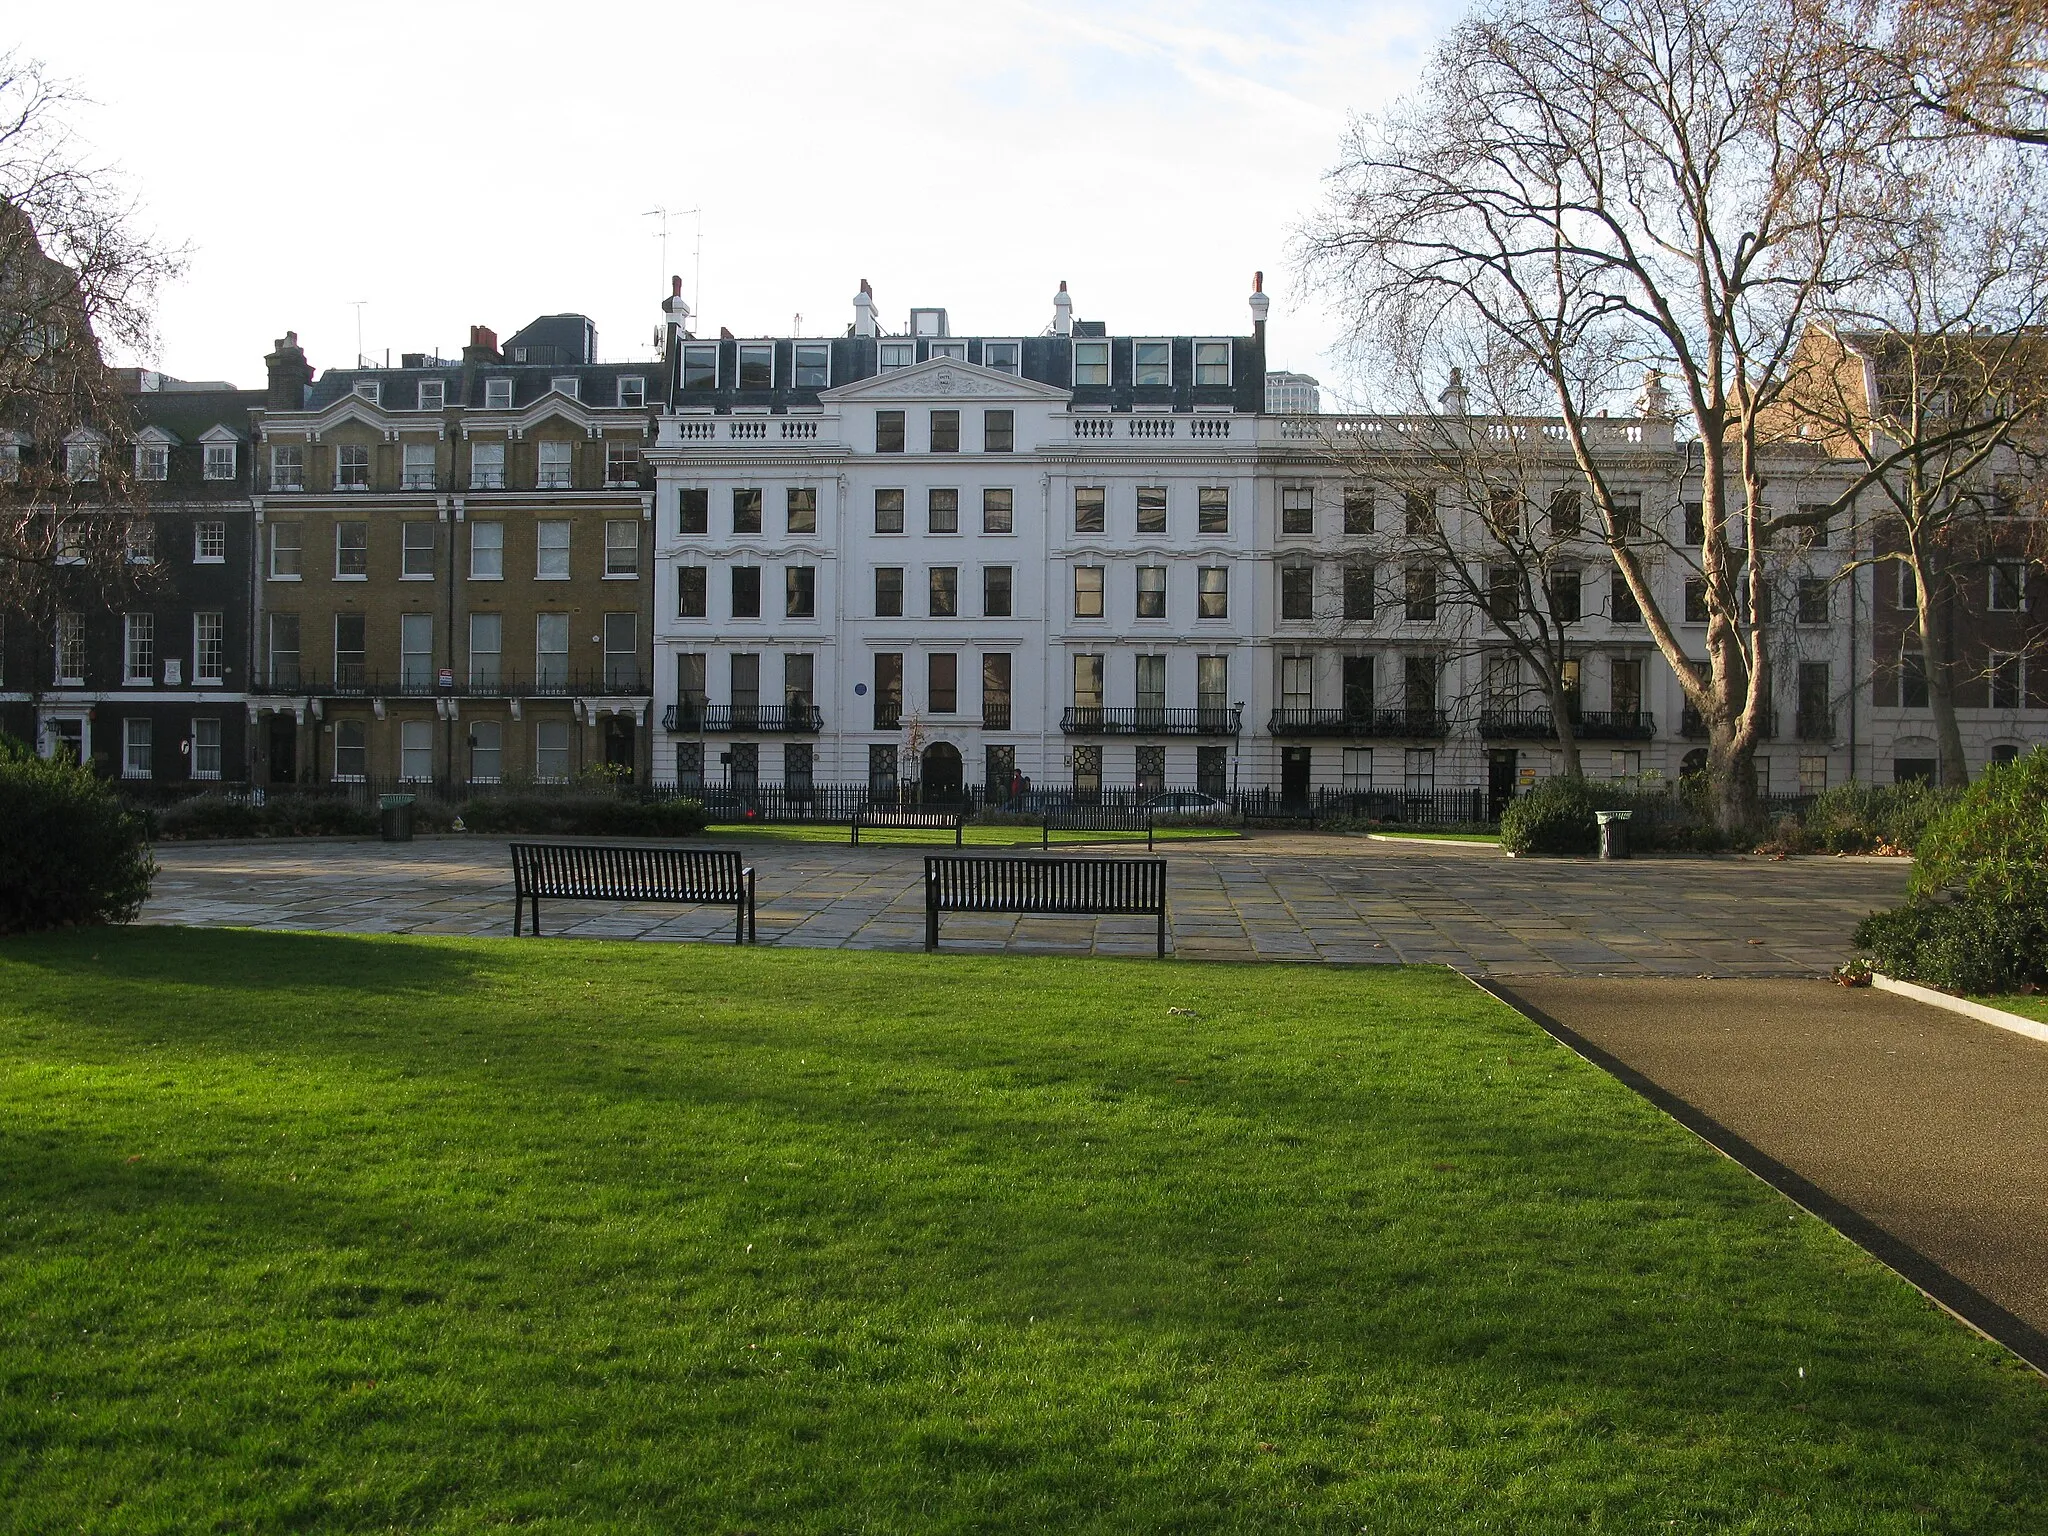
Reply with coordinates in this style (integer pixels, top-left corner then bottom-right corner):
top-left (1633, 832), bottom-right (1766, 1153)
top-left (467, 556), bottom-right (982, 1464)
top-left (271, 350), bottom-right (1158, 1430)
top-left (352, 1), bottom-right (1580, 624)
top-left (921, 741), bottom-right (964, 802)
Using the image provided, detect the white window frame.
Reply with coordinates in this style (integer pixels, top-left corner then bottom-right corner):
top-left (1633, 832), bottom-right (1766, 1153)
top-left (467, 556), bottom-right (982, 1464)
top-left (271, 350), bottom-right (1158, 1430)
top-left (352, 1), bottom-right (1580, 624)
top-left (928, 340), bottom-right (968, 361)
top-left (537, 438), bottom-right (574, 490)
top-left (1989, 649), bottom-right (2024, 709)
top-left (194, 521), bottom-right (226, 563)
top-left (1132, 339), bottom-right (1173, 387)
top-left (536, 519), bottom-right (572, 580)
top-left (680, 344), bottom-right (719, 390)
top-left (400, 440), bottom-right (437, 491)
top-left (735, 344), bottom-right (775, 389)
top-left (483, 377), bottom-right (515, 409)
top-left (551, 375), bottom-right (579, 400)
top-left (604, 519), bottom-right (640, 578)
top-left (122, 717), bottom-right (153, 779)
top-left (980, 340), bottom-right (1022, 376)
top-left (534, 718), bottom-right (572, 782)
top-left (417, 379), bottom-right (446, 410)
top-left (399, 718), bottom-right (434, 783)
top-left (268, 521), bottom-right (303, 580)
top-left (334, 521), bottom-right (369, 580)
top-left (878, 340), bottom-right (915, 371)
top-left (468, 719), bottom-right (504, 784)
top-left (136, 442), bottom-right (170, 481)
top-left (66, 438), bottom-right (102, 481)
top-left (1193, 339), bottom-right (1232, 387)
top-left (617, 375), bottom-right (647, 408)
top-left (604, 440), bottom-right (641, 487)
top-left (334, 719), bottom-right (368, 782)
top-left (1990, 562), bottom-right (2027, 612)
top-left (400, 612), bottom-right (435, 692)
top-left (335, 443), bottom-right (371, 491)
top-left (401, 520), bottom-right (436, 580)
top-left (1073, 565), bottom-right (1105, 619)
top-left (191, 717), bottom-right (223, 780)
top-left (194, 611), bottom-right (225, 684)
top-left (791, 346), bottom-right (830, 388)
top-left (270, 444), bottom-right (305, 491)
top-left (470, 439), bottom-right (507, 489)
top-left (353, 379), bottom-right (382, 405)
top-left (124, 612), bottom-right (155, 685)
top-left (126, 522), bottom-right (156, 565)
top-left (203, 442), bottom-right (237, 481)
top-left (1071, 339), bottom-right (1111, 386)
top-left (470, 520), bottom-right (505, 580)
top-left (55, 612), bottom-right (85, 685)
top-left (1343, 747), bottom-right (1373, 793)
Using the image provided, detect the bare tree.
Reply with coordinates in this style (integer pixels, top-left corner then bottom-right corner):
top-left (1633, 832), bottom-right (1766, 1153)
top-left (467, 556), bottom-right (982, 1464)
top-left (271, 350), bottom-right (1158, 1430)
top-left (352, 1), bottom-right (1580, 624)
top-left (0, 52), bottom-right (183, 637)
top-left (1300, 0), bottom-right (1917, 830)
top-left (1855, 0), bottom-right (2048, 147)
top-left (1775, 150), bottom-right (2048, 781)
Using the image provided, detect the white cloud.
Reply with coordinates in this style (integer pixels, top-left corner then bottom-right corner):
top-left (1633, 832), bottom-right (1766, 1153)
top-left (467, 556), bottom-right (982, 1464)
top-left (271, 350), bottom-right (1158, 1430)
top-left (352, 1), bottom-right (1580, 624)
top-left (14, 0), bottom-right (1456, 392)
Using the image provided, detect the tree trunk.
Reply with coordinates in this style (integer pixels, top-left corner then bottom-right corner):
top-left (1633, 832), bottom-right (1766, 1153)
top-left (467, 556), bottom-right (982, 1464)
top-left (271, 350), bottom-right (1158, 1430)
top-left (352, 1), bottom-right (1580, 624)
top-left (1707, 722), bottom-right (1760, 832)
top-left (1547, 676), bottom-right (1584, 778)
top-left (1913, 567), bottom-right (1971, 788)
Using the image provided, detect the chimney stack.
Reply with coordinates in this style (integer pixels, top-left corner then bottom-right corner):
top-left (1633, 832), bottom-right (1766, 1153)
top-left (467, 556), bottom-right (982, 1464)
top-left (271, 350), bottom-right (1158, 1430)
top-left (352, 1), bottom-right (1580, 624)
top-left (264, 331), bottom-right (313, 411)
top-left (662, 274), bottom-right (692, 345)
top-left (1248, 270), bottom-right (1269, 346)
top-left (1052, 280), bottom-right (1073, 338)
top-left (463, 325), bottom-right (500, 365)
top-left (853, 278), bottom-right (878, 339)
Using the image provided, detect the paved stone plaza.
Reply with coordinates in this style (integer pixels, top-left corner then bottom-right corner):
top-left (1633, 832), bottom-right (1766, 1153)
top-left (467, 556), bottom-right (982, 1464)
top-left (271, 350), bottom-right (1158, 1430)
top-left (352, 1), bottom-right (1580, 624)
top-left (141, 833), bottom-right (1911, 977)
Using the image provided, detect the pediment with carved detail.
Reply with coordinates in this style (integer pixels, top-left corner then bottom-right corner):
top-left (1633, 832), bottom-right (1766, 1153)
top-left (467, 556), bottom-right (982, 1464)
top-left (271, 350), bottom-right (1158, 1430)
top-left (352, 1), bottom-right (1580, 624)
top-left (822, 356), bottom-right (1070, 404)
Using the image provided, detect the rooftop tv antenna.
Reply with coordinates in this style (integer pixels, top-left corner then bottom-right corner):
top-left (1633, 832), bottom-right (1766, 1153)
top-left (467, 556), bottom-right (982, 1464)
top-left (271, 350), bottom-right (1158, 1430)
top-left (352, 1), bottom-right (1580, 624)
top-left (645, 205), bottom-right (702, 331)
top-left (350, 299), bottom-right (370, 368)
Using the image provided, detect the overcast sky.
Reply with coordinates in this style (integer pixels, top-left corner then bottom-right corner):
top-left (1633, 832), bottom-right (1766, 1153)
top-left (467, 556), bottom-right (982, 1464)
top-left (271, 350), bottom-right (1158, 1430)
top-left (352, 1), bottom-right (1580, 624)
top-left (17, 1), bottom-right (1456, 402)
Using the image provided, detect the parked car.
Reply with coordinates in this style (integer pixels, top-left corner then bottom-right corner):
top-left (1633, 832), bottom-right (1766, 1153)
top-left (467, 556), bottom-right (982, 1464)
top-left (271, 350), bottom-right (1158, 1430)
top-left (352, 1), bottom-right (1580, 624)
top-left (1142, 791), bottom-right (1231, 820)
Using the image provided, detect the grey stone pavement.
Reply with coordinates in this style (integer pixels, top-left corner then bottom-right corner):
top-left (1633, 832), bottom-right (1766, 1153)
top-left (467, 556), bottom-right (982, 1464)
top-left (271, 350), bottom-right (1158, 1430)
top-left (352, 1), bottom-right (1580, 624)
top-left (141, 833), bottom-right (1912, 977)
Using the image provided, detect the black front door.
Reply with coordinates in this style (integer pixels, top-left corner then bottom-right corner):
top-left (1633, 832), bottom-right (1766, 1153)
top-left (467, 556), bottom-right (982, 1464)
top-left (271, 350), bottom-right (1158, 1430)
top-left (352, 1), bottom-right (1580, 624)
top-left (268, 714), bottom-right (297, 784)
top-left (1488, 749), bottom-right (1518, 821)
top-left (921, 742), bottom-right (964, 802)
top-left (1281, 746), bottom-right (1312, 805)
top-left (604, 716), bottom-right (636, 780)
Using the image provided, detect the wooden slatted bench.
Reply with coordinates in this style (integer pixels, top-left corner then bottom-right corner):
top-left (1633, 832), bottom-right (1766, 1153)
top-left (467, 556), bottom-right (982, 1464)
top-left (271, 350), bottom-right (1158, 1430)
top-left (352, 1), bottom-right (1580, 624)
top-left (510, 842), bottom-right (756, 942)
top-left (1041, 806), bottom-right (1155, 850)
top-left (924, 855), bottom-right (1169, 957)
top-left (849, 808), bottom-right (966, 846)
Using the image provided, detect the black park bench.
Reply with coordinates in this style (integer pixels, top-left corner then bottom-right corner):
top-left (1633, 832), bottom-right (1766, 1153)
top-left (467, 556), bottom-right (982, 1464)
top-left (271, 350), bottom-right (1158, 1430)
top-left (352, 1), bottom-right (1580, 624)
top-left (1041, 805), bottom-right (1155, 850)
top-left (849, 807), bottom-right (966, 846)
top-left (924, 854), bottom-right (1169, 957)
top-left (510, 842), bottom-right (756, 942)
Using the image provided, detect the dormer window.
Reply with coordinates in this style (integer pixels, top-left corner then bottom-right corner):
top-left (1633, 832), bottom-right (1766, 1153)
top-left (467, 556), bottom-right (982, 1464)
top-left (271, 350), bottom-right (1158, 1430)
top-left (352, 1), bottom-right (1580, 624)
top-left (681, 344), bottom-right (718, 390)
top-left (484, 377), bottom-right (513, 409)
top-left (930, 340), bottom-right (967, 361)
top-left (737, 345), bottom-right (773, 389)
top-left (793, 345), bottom-right (829, 388)
top-left (204, 443), bottom-right (236, 481)
top-left (137, 443), bottom-right (169, 481)
top-left (878, 341), bottom-right (914, 371)
top-left (617, 375), bottom-right (647, 408)
top-left (418, 379), bottom-right (446, 410)
top-left (0, 440), bottom-right (20, 481)
top-left (1134, 340), bottom-right (1172, 386)
top-left (1194, 340), bottom-right (1232, 386)
top-left (551, 375), bottom-right (579, 400)
top-left (66, 439), bottom-right (101, 481)
top-left (353, 380), bottom-right (382, 405)
top-left (982, 341), bottom-right (1020, 375)
top-left (1073, 340), bottom-right (1110, 386)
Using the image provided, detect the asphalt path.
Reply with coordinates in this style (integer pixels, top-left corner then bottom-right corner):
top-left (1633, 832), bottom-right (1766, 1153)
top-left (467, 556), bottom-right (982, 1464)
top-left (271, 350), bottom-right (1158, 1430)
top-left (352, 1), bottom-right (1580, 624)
top-left (1493, 977), bottom-right (2048, 1374)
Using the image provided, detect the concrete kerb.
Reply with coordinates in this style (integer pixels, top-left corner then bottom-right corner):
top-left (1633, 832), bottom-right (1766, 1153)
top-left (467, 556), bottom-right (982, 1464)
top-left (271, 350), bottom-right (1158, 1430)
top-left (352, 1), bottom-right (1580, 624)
top-left (1459, 968), bottom-right (2048, 1380)
top-left (1871, 973), bottom-right (2048, 1047)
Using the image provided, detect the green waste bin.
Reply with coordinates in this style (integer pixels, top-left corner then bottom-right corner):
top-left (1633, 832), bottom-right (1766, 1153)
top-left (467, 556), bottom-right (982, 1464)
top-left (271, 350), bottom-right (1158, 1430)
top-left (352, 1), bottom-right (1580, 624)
top-left (379, 794), bottom-right (416, 843)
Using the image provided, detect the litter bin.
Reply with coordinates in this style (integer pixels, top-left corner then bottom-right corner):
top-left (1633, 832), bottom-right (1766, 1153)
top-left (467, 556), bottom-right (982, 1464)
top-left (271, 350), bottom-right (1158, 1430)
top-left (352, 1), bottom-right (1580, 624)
top-left (379, 793), bottom-right (416, 843)
top-left (1595, 809), bottom-right (1632, 860)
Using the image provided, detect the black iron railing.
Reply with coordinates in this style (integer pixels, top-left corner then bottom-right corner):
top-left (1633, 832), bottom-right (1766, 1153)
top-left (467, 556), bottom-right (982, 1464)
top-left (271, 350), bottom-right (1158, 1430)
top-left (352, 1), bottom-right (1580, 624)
top-left (1479, 708), bottom-right (1656, 740)
top-left (1059, 707), bottom-right (1243, 736)
top-left (662, 703), bottom-right (824, 734)
top-left (1266, 708), bottom-right (1450, 739)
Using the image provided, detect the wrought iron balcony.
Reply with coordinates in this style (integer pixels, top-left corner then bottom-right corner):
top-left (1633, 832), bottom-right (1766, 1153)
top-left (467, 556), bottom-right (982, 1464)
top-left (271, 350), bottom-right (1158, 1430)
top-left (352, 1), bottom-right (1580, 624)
top-left (1796, 709), bottom-right (1835, 742)
top-left (1060, 706), bottom-right (1243, 736)
top-left (981, 701), bottom-right (1012, 730)
top-left (1478, 707), bottom-right (1654, 740)
top-left (1267, 708), bottom-right (1449, 739)
top-left (663, 702), bottom-right (824, 734)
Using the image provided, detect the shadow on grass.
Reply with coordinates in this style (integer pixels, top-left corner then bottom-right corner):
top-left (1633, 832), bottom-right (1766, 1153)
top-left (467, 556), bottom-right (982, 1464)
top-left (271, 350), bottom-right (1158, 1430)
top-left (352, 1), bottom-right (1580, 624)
top-left (0, 924), bottom-right (487, 999)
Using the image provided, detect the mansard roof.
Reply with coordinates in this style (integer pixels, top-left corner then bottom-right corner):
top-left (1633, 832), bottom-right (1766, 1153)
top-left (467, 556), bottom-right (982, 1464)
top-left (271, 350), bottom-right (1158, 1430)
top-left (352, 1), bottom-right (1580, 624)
top-left (820, 356), bottom-right (1071, 404)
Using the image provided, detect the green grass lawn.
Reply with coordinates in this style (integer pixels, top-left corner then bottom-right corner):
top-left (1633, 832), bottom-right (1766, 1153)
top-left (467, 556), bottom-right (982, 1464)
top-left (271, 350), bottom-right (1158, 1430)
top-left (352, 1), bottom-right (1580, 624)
top-left (1968, 991), bottom-right (2048, 1025)
top-left (700, 821), bottom-right (1238, 848)
top-left (2, 932), bottom-right (2043, 1533)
